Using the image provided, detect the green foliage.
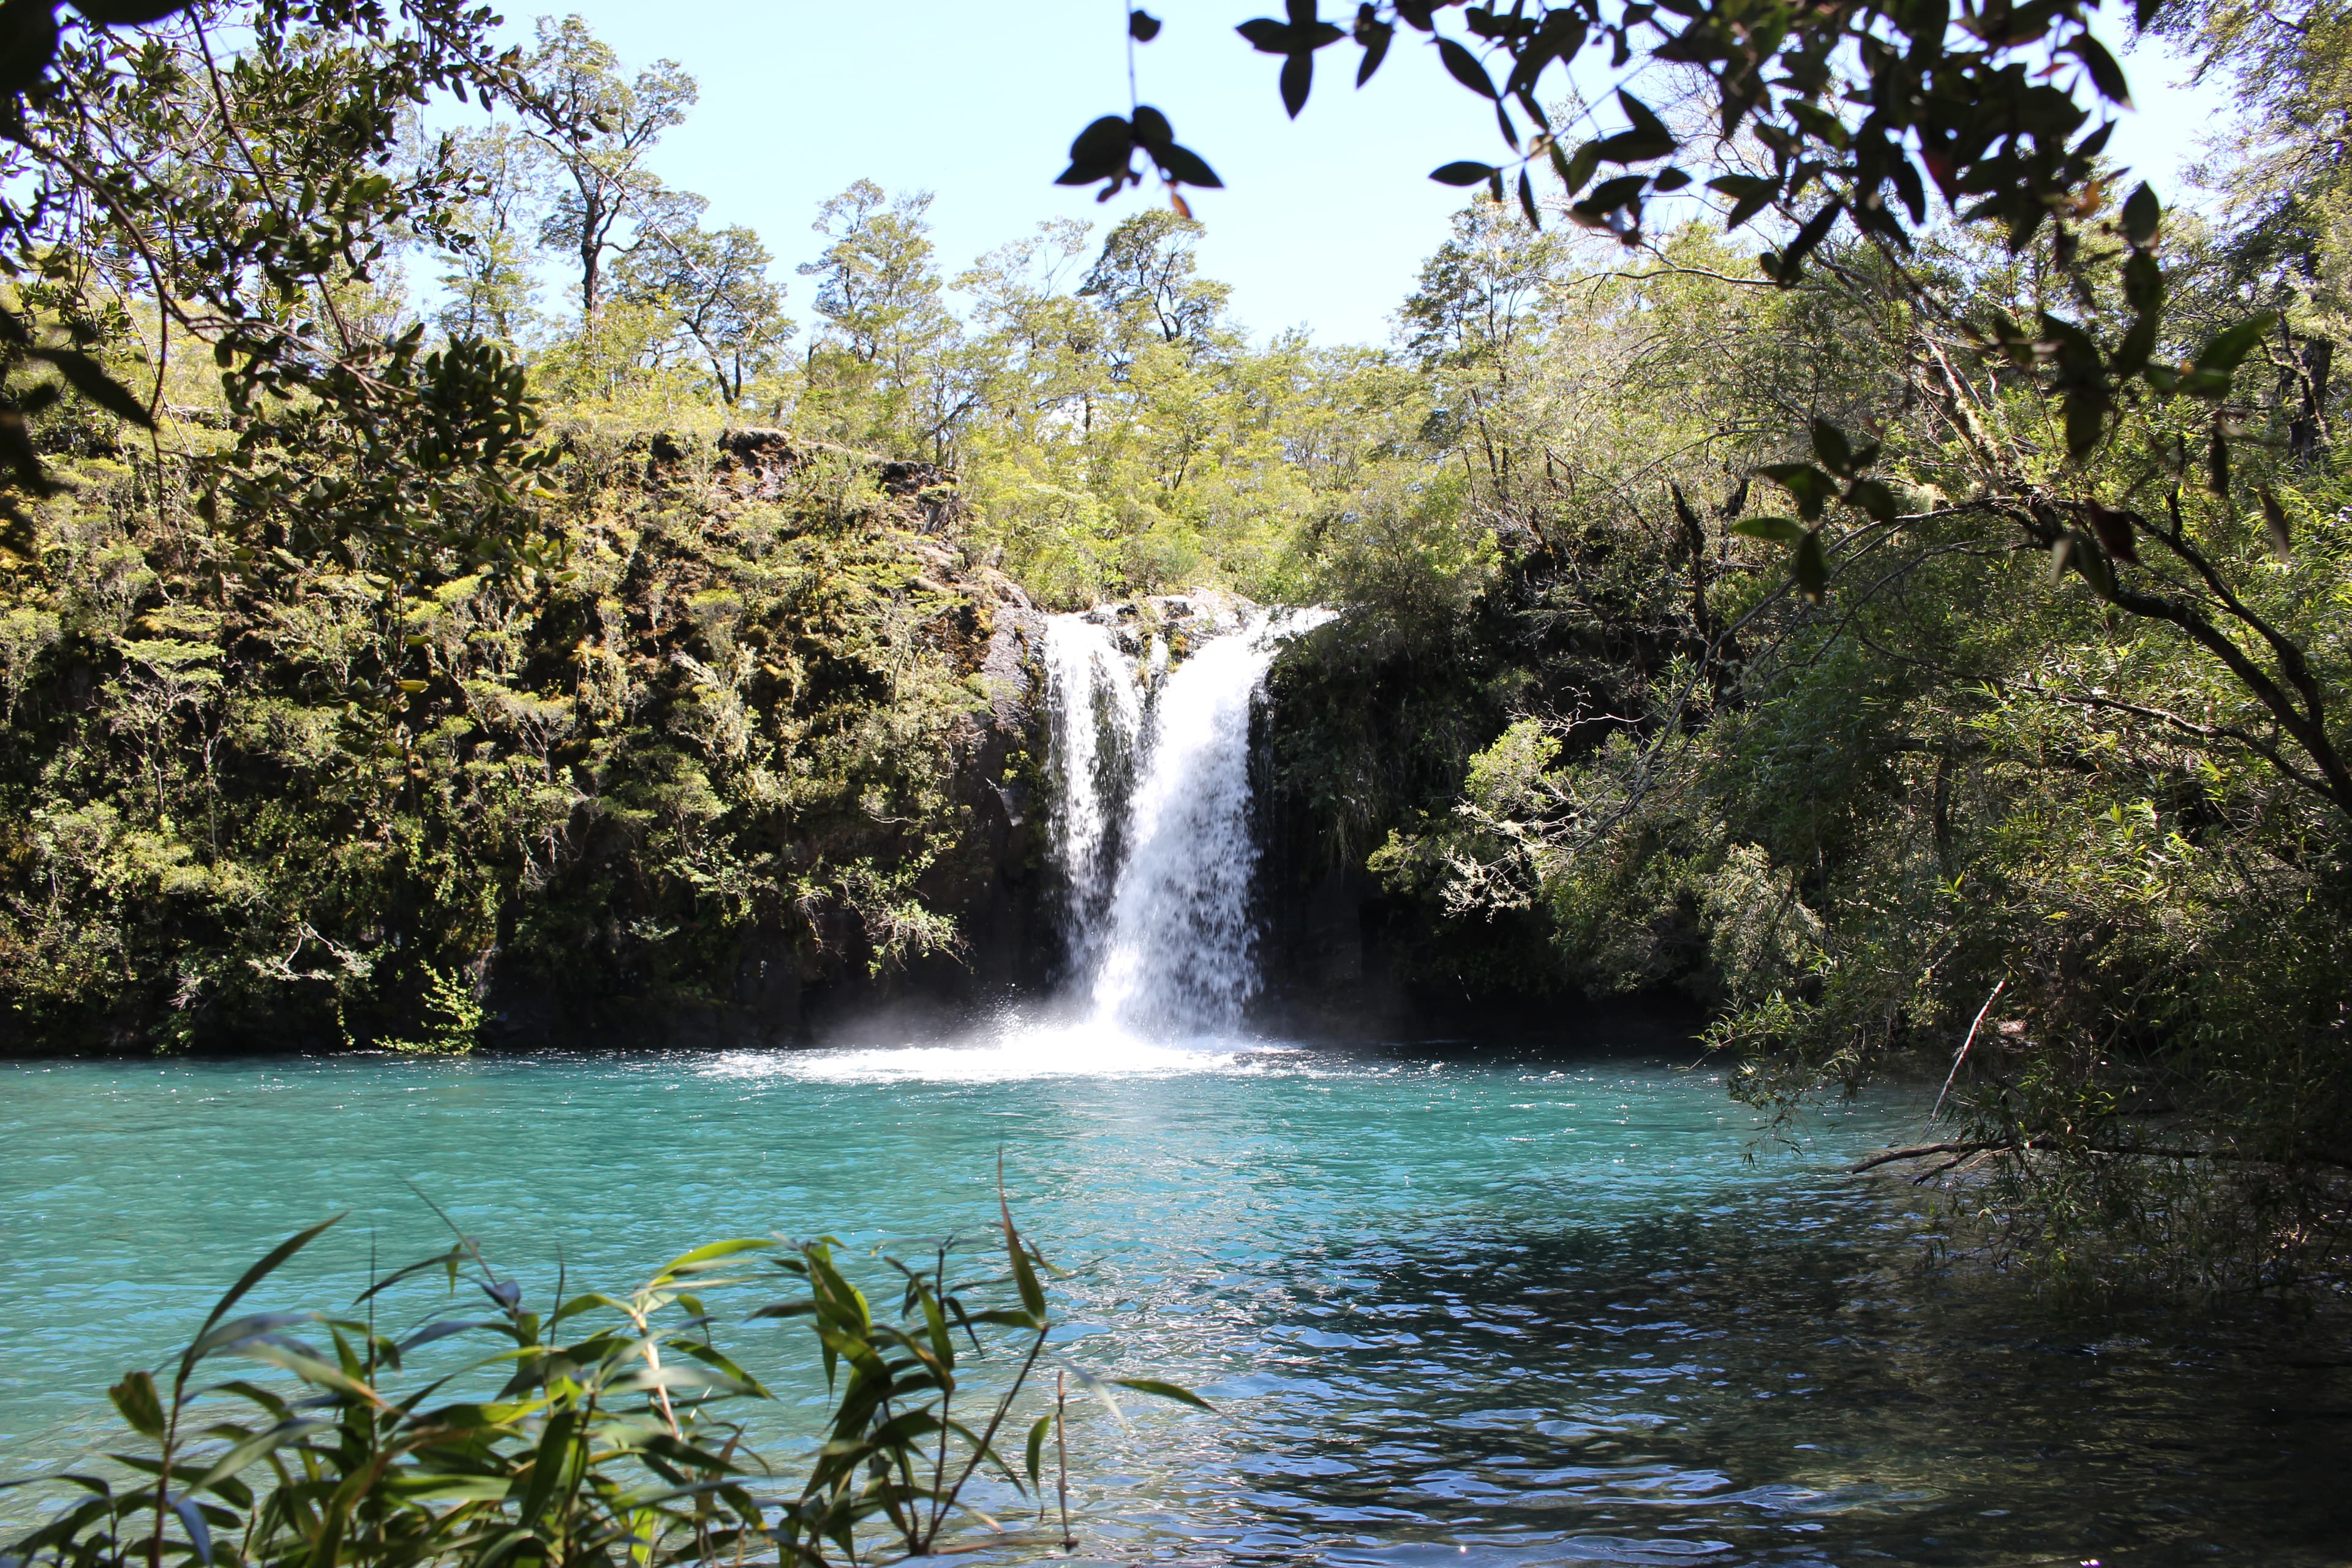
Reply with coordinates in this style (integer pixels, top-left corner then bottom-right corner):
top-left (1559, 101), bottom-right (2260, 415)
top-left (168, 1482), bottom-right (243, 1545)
top-left (0, 434), bottom-right (1012, 1052)
top-left (7, 0), bottom-right (2351, 1307)
top-left (2, 1200), bottom-right (1205, 1568)
top-left (380, 965), bottom-right (482, 1056)
top-left (1129, 0), bottom-right (2202, 459)
top-left (0, 1), bottom-right (581, 584)
top-left (796, 183), bottom-right (964, 461)
top-left (1266, 185), bottom-right (2352, 1294)
top-left (949, 209), bottom-right (1366, 605)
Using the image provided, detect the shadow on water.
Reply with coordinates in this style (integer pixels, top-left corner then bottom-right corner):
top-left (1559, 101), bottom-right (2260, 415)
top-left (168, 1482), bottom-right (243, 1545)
top-left (1053, 1188), bottom-right (2352, 1568)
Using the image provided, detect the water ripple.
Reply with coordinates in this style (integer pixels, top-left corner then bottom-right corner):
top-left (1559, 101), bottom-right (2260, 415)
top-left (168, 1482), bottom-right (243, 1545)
top-left (1, 1046), bottom-right (2346, 1566)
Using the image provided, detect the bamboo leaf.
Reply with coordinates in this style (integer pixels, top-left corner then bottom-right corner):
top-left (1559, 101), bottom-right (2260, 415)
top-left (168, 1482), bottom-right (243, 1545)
top-left (999, 1167), bottom-right (1047, 1321)
top-left (1025, 1414), bottom-right (1050, 1490)
top-left (650, 1238), bottom-right (775, 1283)
top-left (1111, 1378), bottom-right (1216, 1411)
top-left (170, 1497), bottom-right (214, 1565)
top-left (110, 1371), bottom-right (165, 1439)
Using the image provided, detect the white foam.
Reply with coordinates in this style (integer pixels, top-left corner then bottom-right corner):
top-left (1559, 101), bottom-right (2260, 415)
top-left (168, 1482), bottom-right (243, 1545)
top-left (702, 1024), bottom-right (1302, 1085)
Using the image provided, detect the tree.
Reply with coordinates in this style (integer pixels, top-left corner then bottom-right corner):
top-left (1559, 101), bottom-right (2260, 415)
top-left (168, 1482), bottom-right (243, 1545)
top-left (1068, 2), bottom-right (2280, 595)
top-left (0, 0), bottom-right (564, 584)
top-left (620, 219), bottom-right (793, 405)
top-left (2154, 0), bottom-right (2352, 463)
top-left (1400, 198), bottom-right (1566, 497)
top-left (518, 14), bottom-right (698, 325)
top-left (428, 125), bottom-right (546, 350)
top-left (1069, 5), bottom-right (2351, 824)
top-left (1079, 209), bottom-right (1230, 348)
top-left (797, 181), bottom-right (968, 459)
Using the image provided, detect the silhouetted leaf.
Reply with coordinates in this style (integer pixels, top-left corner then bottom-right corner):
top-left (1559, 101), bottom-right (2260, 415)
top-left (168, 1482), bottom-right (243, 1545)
top-left (1356, 17), bottom-right (1392, 83)
top-left (2064, 389), bottom-right (2108, 460)
top-left (1810, 417), bottom-right (1853, 476)
top-left (1436, 35), bottom-right (1497, 97)
top-left (109, 1372), bottom-right (165, 1439)
top-left (1551, 139), bottom-right (1600, 195)
top-left (1759, 461), bottom-right (1836, 521)
top-left (2192, 313), bottom-right (2276, 380)
top-left (2260, 486), bottom-right (2293, 560)
top-left (2059, 533), bottom-right (2116, 599)
top-left (2070, 34), bottom-right (2130, 107)
top-left (72, 0), bottom-right (194, 21)
top-left (1056, 116), bottom-right (1132, 186)
top-left (2084, 501), bottom-right (2139, 564)
top-left (1158, 143), bottom-right (1222, 188)
top-left (0, 0), bottom-right (61, 97)
top-left (1570, 173), bottom-right (1646, 227)
top-left (1280, 50), bottom-right (1312, 115)
top-left (1596, 90), bottom-right (1675, 162)
top-left (1129, 105), bottom-right (1172, 150)
top-left (1430, 160), bottom-right (1498, 186)
top-left (1845, 478), bottom-right (1900, 522)
top-left (1792, 529), bottom-right (1828, 601)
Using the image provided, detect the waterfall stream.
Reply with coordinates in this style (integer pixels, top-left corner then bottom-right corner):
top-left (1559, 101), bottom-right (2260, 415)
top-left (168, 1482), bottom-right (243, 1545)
top-left (1044, 602), bottom-right (1330, 1036)
top-left (1039, 616), bottom-right (1140, 985)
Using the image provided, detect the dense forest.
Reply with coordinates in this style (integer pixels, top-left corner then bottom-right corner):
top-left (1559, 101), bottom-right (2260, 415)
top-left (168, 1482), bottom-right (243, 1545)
top-left (1, 0), bottom-right (2348, 1295)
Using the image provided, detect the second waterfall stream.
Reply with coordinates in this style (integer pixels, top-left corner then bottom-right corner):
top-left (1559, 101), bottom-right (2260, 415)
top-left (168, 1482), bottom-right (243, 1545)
top-left (1044, 601), bottom-right (1331, 1038)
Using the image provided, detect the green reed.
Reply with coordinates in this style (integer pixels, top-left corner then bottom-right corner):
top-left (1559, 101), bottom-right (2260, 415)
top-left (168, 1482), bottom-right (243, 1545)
top-left (2, 1188), bottom-right (1205, 1568)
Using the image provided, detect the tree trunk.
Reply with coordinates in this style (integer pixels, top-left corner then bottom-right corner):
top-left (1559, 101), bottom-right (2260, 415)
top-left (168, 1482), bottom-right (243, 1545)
top-left (2288, 334), bottom-right (2332, 466)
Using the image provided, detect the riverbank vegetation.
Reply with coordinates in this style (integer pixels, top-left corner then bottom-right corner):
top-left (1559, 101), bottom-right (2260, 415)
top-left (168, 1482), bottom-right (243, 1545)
top-left (1256, 8), bottom-right (2352, 1295)
top-left (1, 0), bottom-right (2349, 1297)
top-left (6, 1204), bottom-right (1199, 1568)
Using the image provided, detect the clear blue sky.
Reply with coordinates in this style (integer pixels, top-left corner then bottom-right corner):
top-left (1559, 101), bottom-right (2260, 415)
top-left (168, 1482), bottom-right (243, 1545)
top-left (496, 1), bottom-right (2237, 347)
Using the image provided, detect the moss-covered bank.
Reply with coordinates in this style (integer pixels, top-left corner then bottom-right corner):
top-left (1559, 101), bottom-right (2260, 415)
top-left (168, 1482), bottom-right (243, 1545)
top-left (0, 428), bottom-right (1058, 1054)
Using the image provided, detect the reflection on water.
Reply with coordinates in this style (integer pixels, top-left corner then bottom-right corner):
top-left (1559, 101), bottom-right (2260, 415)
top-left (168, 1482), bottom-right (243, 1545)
top-left (2, 1037), bottom-right (2346, 1566)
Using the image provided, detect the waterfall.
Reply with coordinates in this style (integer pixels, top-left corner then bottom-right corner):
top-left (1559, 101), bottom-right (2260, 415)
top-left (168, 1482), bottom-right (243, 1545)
top-left (1040, 615), bottom-right (1142, 981)
top-left (1041, 602), bottom-right (1329, 1037)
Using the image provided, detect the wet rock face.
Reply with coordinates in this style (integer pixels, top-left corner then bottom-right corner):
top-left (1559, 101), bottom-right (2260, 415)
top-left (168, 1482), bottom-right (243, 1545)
top-left (791, 580), bottom-right (1058, 1043)
top-left (899, 598), bottom-right (1052, 1005)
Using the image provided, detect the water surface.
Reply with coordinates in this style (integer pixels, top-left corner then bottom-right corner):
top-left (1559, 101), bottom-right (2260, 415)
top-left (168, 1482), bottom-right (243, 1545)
top-left (3, 1033), bottom-right (2346, 1566)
